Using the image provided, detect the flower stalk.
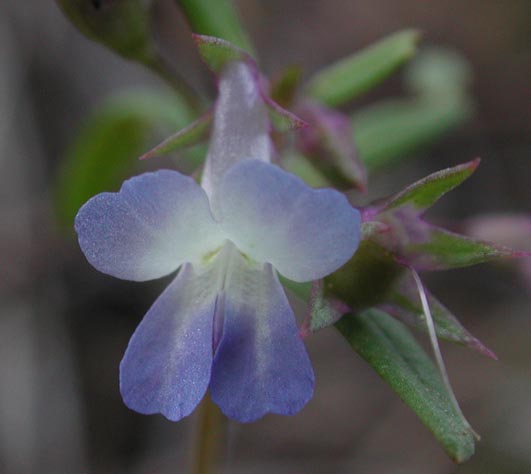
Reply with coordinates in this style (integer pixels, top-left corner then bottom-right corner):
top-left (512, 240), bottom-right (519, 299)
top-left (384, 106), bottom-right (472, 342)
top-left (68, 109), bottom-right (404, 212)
top-left (192, 394), bottom-right (226, 474)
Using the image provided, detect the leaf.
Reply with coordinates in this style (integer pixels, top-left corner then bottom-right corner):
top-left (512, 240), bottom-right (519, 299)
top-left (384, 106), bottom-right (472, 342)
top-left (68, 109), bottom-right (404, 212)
top-left (305, 29), bottom-right (420, 107)
top-left (55, 90), bottom-right (192, 228)
top-left (381, 272), bottom-right (496, 358)
top-left (180, 0), bottom-right (255, 54)
top-left (270, 65), bottom-right (302, 107)
top-left (336, 309), bottom-right (475, 463)
top-left (383, 159), bottom-right (480, 212)
top-left (405, 47), bottom-right (472, 99)
top-left (406, 227), bottom-right (516, 270)
top-left (353, 97), bottom-right (474, 171)
top-left (140, 110), bottom-right (213, 160)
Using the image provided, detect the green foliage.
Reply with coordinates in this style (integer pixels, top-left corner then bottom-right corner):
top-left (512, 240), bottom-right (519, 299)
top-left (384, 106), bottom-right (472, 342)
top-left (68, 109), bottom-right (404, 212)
top-left (325, 240), bottom-right (404, 310)
top-left (409, 227), bottom-right (515, 270)
top-left (140, 111), bottom-right (212, 160)
top-left (352, 48), bottom-right (475, 171)
top-left (180, 0), bottom-right (255, 54)
top-left (56, 0), bottom-right (155, 62)
top-left (383, 273), bottom-right (496, 358)
top-left (353, 97), bottom-right (473, 171)
top-left (305, 29), bottom-right (420, 107)
top-left (282, 153), bottom-right (331, 188)
top-left (270, 66), bottom-right (302, 107)
top-left (384, 159), bottom-right (480, 212)
top-left (336, 309), bottom-right (476, 463)
top-left (55, 91), bottom-right (193, 228)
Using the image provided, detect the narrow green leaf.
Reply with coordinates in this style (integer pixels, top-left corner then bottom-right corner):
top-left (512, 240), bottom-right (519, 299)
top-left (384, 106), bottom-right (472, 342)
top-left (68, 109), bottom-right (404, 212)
top-left (408, 227), bottom-right (516, 270)
top-left (336, 309), bottom-right (475, 463)
top-left (353, 97), bottom-right (474, 171)
top-left (180, 0), bottom-right (255, 54)
top-left (383, 159), bottom-right (480, 212)
top-left (55, 91), bottom-right (192, 228)
top-left (305, 29), bottom-right (420, 106)
top-left (382, 273), bottom-right (496, 358)
top-left (405, 47), bottom-right (472, 99)
top-left (140, 110), bottom-right (212, 160)
top-left (270, 65), bottom-right (302, 107)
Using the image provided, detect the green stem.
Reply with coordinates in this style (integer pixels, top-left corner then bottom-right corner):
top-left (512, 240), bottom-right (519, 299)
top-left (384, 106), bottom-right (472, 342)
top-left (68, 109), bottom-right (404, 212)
top-left (192, 394), bottom-right (226, 474)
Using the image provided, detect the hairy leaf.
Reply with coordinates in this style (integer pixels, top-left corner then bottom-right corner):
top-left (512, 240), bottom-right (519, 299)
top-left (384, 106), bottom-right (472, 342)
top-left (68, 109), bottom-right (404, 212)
top-left (382, 272), bottom-right (496, 358)
top-left (383, 159), bottom-right (480, 212)
top-left (336, 309), bottom-right (475, 463)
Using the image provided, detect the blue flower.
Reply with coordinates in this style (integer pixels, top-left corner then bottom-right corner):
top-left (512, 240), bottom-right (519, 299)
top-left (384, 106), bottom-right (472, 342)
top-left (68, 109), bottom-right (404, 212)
top-left (74, 59), bottom-right (361, 422)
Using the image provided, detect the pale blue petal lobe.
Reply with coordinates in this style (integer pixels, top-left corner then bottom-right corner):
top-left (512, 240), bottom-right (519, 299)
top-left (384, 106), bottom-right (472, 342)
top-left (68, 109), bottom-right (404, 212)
top-left (119, 264), bottom-right (217, 421)
top-left (218, 160), bottom-right (361, 282)
top-left (75, 170), bottom-right (223, 281)
top-left (210, 254), bottom-right (314, 422)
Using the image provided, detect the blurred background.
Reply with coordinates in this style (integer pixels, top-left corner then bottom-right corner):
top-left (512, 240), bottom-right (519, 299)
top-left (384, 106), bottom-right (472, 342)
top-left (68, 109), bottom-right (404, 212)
top-left (1, 0), bottom-right (530, 473)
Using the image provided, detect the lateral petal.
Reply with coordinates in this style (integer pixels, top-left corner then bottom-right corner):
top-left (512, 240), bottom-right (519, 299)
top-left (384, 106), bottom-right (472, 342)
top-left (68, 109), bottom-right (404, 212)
top-left (210, 251), bottom-right (314, 422)
top-left (75, 170), bottom-right (223, 281)
top-left (218, 160), bottom-right (361, 282)
top-left (119, 263), bottom-right (219, 421)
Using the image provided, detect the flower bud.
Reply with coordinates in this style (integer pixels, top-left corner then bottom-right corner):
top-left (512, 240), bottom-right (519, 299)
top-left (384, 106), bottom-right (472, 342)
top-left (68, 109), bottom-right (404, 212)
top-left (56, 0), bottom-right (155, 62)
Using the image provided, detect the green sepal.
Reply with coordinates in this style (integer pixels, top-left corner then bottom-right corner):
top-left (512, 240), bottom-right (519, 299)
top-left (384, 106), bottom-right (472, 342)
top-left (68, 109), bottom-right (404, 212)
top-left (179, 0), bottom-right (255, 55)
top-left (140, 110), bottom-right (213, 160)
top-left (336, 309), bottom-right (476, 463)
top-left (193, 34), bottom-right (252, 73)
top-left (305, 29), bottom-right (420, 107)
top-left (301, 281), bottom-right (348, 336)
top-left (407, 226), bottom-right (516, 270)
top-left (383, 159), bottom-right (480, 213)
top-left (382, 272), bottom-right (497, 358)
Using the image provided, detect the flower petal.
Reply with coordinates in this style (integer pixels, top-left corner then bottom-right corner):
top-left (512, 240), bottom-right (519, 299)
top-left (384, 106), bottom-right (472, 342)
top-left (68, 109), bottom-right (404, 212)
top-left (210, 251), bottom-right (314, 422)
top-left (75, 170), bottom-right (223, 281)
top-left (201, 61), bottom-right (273, 202)
top-left (218, 160), bottom-right (361, 282)
top-left (119, 263), bottom-right (219, 421)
